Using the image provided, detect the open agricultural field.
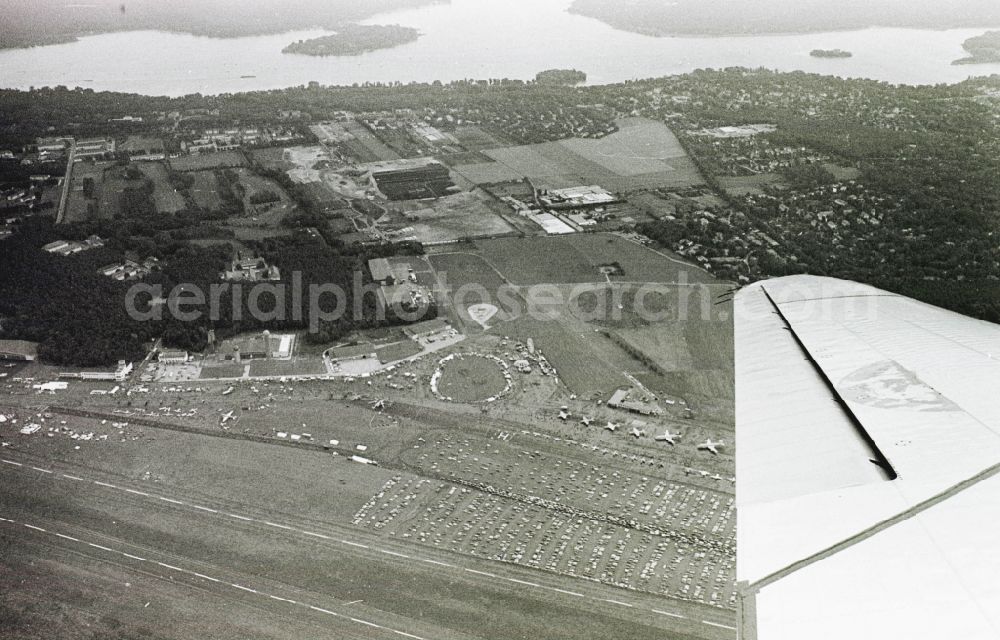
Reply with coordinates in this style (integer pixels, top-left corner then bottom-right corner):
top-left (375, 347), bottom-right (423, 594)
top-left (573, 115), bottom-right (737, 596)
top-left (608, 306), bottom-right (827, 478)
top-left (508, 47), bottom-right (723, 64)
top-left (189, 170), bottom-right (222, 210)
top-left (612, 297), bottom-right (732, 373)
top-left (450, 161), bottom-right (523, 185)
top-left (248, 358), bottom-right (327, 377)
top-left (566, 234), bottom-right (722, 285)
top-left (578, 281), bottom-right (733, 423)
top-left (310, 121), bottom-right (354, 144)
top-left (0, 413), bottom-right (395, 520)
top-left (822, 162), bottom-right (862, 181)
top-left (34, 183), bottom-right (62, 214)
top-left (483, 180), bottom-right (535, 200)
top-left (471, 233), bottom-right (718, 286)
top-left (169, 150), bottom-right (247, 172)
top-left (237, 168), bottom-right (290, 205)
top-left (300, 180), bottom-right (349, 215)
top-left (96, 165), bottom-right (149, 218)
top-left (62, 161), bottom-right (106, 223)
top-left (451, 125), bottom-right (510, 150)
top-left (558, 273), bottom-right (732, 423)
top-left (341, 120), bottom-right (400, 162)
top-left (138, 161), bottom-right (186, 213)
top-left (229, 168), bottom-right (297, 226)
top-left (429, 251), bottom-right (510, 292)
top-left (425, 261), bottom-right (645, 398)
top-left (502, 314), bottom-right (634, 397)
top-left (573, 285), bottom-right (675, 330)
top-left (229, 227), bottom-right (295, 241)
top-left (429, 236), bottom-right (729, 405)
top-left (427, 251), bottom-right (521, 333)
top-left (187, 237), bottom-right (244, 250)
top-left (561, 118), bottom-right (691, 175)
top-left (717, 174), bottom-right (784, 196)
top-left (375, 340), bottom-right (423, 364)
top-left (477, 236), bottom-right (604, 285)
top-left (629, 190), bottom-right (679, 221)
top-left (366, 127), bottom-right (432, 160)
top-left (198, 363), bottom-right (246, 379)
top-left (248, 147), bottom-right (295, 172)
top-left (455, 118), bottom-right (704, 192)
top-left (623, 315), bottom-right (733, 422)
top-left (437, 150), bottom-right (495, 167)
top-left (386, 190), bottom-right (516, 244)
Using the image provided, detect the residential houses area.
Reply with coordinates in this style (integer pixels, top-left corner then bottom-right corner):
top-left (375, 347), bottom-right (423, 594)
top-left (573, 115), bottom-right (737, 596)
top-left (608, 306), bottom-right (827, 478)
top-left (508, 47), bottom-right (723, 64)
top-left (367, 257), bottom-right (432, 313)
top-left (98, 256), bottom-right (160, 281)
top-left (180, 126), bottom-right (304, 155)
top-left (220, 253), bottom-right (281, 282)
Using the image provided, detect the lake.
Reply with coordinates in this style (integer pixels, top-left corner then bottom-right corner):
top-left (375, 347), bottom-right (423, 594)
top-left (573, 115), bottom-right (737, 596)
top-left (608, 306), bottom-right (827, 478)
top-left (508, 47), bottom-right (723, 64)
top-left (1, 0), bottom-right (998, 96)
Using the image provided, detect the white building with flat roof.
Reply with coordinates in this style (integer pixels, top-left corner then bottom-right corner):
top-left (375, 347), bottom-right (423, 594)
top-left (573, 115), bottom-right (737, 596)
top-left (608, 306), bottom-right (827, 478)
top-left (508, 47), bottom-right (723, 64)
top-left (530, 212), bottom-right (575, 235)
top-left (60, 360), bottom-right (134, 382)
top-left (158, 350), bottom-right (188, 365)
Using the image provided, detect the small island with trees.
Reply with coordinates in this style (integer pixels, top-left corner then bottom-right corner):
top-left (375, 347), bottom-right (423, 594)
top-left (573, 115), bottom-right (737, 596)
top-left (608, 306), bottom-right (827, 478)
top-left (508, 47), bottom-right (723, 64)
top-left (810, 49), bottom-right (853, 59)
top-left (534, 69), bottom-right (587, 86)
top-left (283, 24), bottom-right (420, 57)
top-left (953, 31), bottom-right (1000, 65)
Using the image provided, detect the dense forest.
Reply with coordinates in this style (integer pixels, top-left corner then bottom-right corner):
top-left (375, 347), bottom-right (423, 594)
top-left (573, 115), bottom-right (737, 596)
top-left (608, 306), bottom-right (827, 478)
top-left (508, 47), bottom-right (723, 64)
top-left (0, 0), bottom-right (446, 48)
top-left (283, 25), bottom-right (420, 57)
top-left (569, 0), bottom-right (1000, 36)
top-left (0, 215), bottom-right (434, 365)
top-left (0, 220), bottom-right (157, 365)
top-left (0, 80), bottom-right (618, 149)
top-left (535, 69), bottom-right (588, 86)
top-left (954, 31), bottom-right (1000, 65)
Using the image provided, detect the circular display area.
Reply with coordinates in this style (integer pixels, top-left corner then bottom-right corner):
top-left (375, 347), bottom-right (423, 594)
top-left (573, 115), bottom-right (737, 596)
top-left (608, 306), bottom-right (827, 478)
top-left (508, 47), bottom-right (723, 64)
top-left (431, 353), bottom-right (511, 404)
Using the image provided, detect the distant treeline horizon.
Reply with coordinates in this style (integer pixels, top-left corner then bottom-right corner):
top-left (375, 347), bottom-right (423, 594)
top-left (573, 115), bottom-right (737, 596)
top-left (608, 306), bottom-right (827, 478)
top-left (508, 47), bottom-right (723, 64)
top-left (569, 0), bottom-right (1000, 37)
top-left (0, 0), bottom-right (448, 49)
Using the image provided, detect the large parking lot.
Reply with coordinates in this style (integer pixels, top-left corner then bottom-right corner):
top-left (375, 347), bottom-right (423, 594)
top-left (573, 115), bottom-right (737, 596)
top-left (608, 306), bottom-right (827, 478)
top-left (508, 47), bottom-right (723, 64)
top-left (353, 460), bottom-right (736, 609)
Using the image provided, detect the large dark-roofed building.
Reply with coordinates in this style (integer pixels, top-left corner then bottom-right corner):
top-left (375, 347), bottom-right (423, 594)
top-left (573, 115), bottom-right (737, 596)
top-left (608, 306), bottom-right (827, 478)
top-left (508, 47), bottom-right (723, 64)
top-left (371, 162), bottom-right (455, 201)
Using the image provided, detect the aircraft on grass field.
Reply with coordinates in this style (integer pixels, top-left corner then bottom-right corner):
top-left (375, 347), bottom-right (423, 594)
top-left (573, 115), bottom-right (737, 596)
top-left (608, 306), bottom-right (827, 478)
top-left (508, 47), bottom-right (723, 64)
top-left (698, 440), bottom-right (725, 455)
top-left (654, 430), bottom-right (680, 445)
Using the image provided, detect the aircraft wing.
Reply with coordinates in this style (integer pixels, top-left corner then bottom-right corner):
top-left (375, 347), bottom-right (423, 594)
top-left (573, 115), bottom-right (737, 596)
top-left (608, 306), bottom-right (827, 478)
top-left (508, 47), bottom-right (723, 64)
top-left (737, 275), bottom-right (1000, 640)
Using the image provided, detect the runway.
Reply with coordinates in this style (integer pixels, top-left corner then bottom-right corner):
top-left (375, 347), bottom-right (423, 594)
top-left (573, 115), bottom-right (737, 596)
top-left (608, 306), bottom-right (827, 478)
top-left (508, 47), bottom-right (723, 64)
top-left (1, 452), bottom-right (735, 639)
top-left (3, 514), bottom-right (425, 639)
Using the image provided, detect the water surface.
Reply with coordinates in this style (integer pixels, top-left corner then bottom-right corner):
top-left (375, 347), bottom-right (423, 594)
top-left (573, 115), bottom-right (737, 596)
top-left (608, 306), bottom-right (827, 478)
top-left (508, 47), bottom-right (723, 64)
top-left (1, 0), bottom-right (997, 95)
